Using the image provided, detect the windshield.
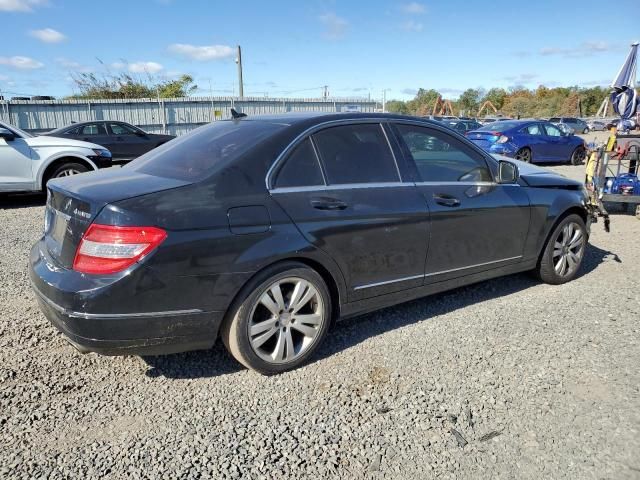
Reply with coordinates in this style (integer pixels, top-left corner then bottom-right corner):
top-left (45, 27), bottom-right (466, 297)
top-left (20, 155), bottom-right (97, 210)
top-left (477, 121), bottom-right (520, 131)
top-left (130, 120), bottom-right (286, 181)
top-left (0, 121), bottom-right (33, 138)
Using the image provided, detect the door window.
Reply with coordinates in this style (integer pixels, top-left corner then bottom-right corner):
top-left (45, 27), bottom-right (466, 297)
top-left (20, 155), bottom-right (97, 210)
top-left (79, 124), bottom-right (106, 135)
top-left (109, 123), bottom-right (137, 135)
top-left (312, 124), bottom-right (399, 184)
top-left (273, 138), bottom-right (324, 188)
top-left (523, 124), bottom-right (543, 135)
top-left (396, 124), bottom-right (492, 183)
top-left (544, 124), bottom-right (562, 137)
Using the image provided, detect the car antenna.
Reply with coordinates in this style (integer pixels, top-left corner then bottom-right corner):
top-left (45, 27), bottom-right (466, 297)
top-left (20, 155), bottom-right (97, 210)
top-left (230, 108), bottom-right (247, 119)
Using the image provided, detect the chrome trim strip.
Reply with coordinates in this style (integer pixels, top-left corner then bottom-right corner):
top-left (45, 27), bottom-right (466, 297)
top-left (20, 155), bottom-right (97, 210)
top-left (32, 284), bottom-right (203, 320)
top-left (270, 182), bottom-right (414, 194)
top-left (353, 273), bottom-right (424, 290)
top-left (414, 181), bottom-right (497, 187)
top-left (353, 256), bottom-right (523, 290)
top-left (266, 117), bottom-right (412, 190)
top-left (424, 256), bottom-right (522, 277)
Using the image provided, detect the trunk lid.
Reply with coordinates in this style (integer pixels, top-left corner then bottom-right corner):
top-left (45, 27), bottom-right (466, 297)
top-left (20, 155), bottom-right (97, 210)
top-left (467, 130), bottom-right (501, 149)
top-left (44, 168), bottom-right (191, 268)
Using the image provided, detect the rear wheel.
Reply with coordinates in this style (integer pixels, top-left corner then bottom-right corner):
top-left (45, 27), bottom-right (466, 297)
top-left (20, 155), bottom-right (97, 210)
top-left (535, 214), bottom-right (587, 284)
top-left (570, 146), bottom-right (586, 165)
top-left (583, 127), bottom-right (589, 134)
top-left (221, 262), bottom-right (332, 374)
top-left (515, 147), bottom-right (532, 163)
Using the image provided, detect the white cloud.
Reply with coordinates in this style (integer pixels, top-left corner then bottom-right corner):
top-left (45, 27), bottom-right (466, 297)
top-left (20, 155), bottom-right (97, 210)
top-left (128, 61), bottom-right (164, 73)
top-left (29, 27), bottom-right (66, 43)
top-left (400, 2), bottom-right (426, 14)
top-left (401, 20), bottom-right (423, 32)
top-left (502, 73), bottom-right (538, 83)
top-left (168, 43), bottom-right (235, 61)
top-left (55, 57), bottom-right (92, 73)
top-left (0, 55), bottom-right (44, 69)
top-left (0, 74), bottom-right (10, 81)
top-left (318, 13), bottom-right (348, 40)
top-left (540, 41), bottom-right (617, 58)
top-left (0, 0), bottom-right (47, 12)
top-left (402, 88), bottom-right (418, 96)
top-left (110, 61), bottom-right (126, 70)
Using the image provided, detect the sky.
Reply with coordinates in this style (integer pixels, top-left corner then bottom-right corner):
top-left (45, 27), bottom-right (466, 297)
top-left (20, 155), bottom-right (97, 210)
top-left (0, 0), bottom-right (638, 101)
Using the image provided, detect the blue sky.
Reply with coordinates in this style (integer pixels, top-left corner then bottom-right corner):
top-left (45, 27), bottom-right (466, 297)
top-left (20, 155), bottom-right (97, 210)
top-left (0, 0), bottom-right (638, 101)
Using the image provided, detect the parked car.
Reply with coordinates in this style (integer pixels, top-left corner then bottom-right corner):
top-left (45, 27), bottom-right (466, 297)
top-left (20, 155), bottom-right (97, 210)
top-left (46, 121), bottom-right (175, 163)
top-left (0, 121), bottom-right (112, 193)
top-left (466, 120), bottom-right (587, 164)
top-left (586, 120), bottom-right (607, 131)
top-left (444, 119), bottom-right (482, 134)
top-left (30, 113), bottom-right (592, 374)
top-left (549, 117), bottom-right (589, 134)
top-left (478, 116), bottom-right (511, 125)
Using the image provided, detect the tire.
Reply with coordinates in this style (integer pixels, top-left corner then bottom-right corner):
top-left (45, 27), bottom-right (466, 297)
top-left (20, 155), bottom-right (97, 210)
top-left (583, 127), bottom-right (589, 134)
top-left (47, 162), bottom-right (89, 184)
top-left (515, 147), bottom-right (532, 163)
top-left (535, 214), bottom-right (587, 285)
top-left (221, 262), bottom-right (332, 375)
top-left (570, 146), bottom-right (586, 165)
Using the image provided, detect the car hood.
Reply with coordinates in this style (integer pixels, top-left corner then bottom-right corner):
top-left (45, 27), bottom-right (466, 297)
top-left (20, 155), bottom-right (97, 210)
top-left (28, 135), bottom-right (103, 150)
top-left (492, 154), bottom-right (582, 188)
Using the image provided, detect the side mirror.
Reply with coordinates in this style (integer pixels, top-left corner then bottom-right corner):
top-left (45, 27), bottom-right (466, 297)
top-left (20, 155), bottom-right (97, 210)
top-left (0, 127), bottom-right (16, 142)
top-left (498, 160), bottom-right (519, 184)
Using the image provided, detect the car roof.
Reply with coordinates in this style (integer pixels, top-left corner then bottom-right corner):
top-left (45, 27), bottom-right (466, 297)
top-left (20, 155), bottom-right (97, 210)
top-left (227, 112), bottom-right (444, 128)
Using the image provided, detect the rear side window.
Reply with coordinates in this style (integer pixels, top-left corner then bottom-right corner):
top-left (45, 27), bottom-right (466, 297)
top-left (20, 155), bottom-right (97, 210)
top-left (312, 124), bottom-right (399, 184)
top-left (132, 121), bottom-right (285, 181)
top-left (523, 124), bottom-right (542, 135)
top-left (396, 124), bottom-right (492, 183)
top-left (80, 124), bottom-right (106, 135)
top-left (273, 138), bottom-right (324, 188)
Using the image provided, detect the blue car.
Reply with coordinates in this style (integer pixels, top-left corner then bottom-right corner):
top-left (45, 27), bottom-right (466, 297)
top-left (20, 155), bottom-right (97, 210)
top-left (466, 120), bottom-right (587, 165)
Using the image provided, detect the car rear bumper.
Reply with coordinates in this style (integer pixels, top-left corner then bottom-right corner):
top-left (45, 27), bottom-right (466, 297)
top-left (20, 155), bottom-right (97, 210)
top-left (29, 241), bottom-right (224, 356)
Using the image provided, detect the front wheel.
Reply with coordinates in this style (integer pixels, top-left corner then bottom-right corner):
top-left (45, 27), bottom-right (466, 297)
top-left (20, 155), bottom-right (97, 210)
top-left (515, 147), bottom-right (532, 163)
top-left (221, 263), bottom-right (332, 374)
top-left (570, 146), bottom-right (586, 165)
top-left (50, 162), bottom-right (89, 180)
top-left (583, 127), bottom-right (589, 134)
top-left (535, 214), bottom-right (587, 285)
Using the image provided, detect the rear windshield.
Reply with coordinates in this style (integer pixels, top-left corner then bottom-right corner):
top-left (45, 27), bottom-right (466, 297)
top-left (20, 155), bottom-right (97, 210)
top-left (477, 121), bottom-right (520, 131)
top-left (130, 120), bottom-right (285, 181)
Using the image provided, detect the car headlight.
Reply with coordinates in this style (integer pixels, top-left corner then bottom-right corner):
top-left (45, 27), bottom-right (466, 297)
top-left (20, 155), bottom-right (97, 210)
top-left (92, 148), bottom-right (112, 158)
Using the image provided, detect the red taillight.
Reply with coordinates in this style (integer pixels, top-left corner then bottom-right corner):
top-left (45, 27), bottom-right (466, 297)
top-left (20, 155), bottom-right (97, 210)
top-left (73, 224), bottom-right (167, 274)
top-left (491, 131), bottom-right (502, 136)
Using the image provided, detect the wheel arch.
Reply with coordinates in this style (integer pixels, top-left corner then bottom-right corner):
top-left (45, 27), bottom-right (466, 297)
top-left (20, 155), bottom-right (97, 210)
top-left (536, 204), bottom-right (588, 265)
top-left (223, 256), bottom-right (346, 328)
top-left (38, 155), bottom-right (98, 191)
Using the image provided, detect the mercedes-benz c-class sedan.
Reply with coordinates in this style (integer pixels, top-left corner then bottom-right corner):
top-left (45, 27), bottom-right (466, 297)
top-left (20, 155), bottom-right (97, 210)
top-left (30, 113), bottom-right (592, 374)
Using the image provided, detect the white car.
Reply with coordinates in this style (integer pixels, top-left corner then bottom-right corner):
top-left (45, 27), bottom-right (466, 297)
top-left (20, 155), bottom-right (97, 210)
top-left (0, 121), bottom-right (112, 193)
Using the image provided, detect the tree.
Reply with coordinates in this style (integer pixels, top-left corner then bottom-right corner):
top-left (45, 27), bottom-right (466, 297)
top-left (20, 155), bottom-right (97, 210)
top-left (69, 72), bottom-right (197, 99)
top-left (457, 88), bottom-right (481, 115)
top-left (385, 100), bottom-right (409, 114)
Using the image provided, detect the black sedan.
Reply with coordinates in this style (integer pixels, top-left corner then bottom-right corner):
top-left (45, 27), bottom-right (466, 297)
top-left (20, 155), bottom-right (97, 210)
top-left (46, 121), bottom-right (175, 162)
top-left (30, 113), bottom-right (593, 374)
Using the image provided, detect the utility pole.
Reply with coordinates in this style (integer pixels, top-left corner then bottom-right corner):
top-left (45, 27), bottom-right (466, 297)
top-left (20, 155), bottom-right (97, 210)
top-left (235, 45), bottom-right (244, 98)
top-left (323, 85), bottom-right (329, 99)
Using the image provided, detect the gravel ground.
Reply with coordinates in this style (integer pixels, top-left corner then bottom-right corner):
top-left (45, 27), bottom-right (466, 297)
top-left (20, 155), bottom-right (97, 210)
top-left (1, 163), bottom-right (639, 479)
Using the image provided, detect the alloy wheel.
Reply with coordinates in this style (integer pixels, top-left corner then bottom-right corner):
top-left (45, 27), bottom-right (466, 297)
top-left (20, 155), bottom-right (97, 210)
top-left (248, 277), bottom-right (325, 364)
top-left (55, 168), bottom-right (82, 177)
top-left (552, 222), bottom-right (585, 277)
top-left (516, 148), bottom-right (531, 162)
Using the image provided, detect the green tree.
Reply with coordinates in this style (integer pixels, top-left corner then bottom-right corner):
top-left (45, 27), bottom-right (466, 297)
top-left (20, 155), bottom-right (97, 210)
top-left (385, 100), bottom-right (409, 114)
top-left (69, 72), bottom-right (197, 99)
top-left (457, 88), bottom-right (481, 116)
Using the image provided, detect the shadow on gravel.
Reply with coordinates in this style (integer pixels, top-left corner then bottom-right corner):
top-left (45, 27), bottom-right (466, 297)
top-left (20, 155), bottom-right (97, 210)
top-left (142, 343), bottom-right (242, 379)
top-left (140, 243), bottom-right (618, 379)
top-left (0, 193), bottom-right (46, 209)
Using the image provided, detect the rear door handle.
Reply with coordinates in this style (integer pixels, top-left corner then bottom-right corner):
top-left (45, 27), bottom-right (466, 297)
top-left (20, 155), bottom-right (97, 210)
top-left (310, 197), bottom-right (348, 210)
top-left (433, 193), bottom-right (460, 207)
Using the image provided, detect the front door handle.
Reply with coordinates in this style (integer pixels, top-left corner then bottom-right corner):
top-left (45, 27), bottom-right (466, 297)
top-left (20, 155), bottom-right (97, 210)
top-left (310, 197), bottom-right (348, 211)
top-left (433, 193), bottom-right (460, 207)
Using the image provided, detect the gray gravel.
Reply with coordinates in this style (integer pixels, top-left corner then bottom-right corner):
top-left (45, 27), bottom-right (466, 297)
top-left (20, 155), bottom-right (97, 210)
top-left (1, 164), bottom-right (640, 479)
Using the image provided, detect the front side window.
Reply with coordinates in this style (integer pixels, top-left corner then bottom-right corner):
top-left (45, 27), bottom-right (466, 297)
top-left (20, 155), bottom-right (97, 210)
top-left (273, 138), bottom-right (324, 188)
top-left (396, 124), bottom-right (492, 183)
top-left (544, 124), bottom-right (562, 137)
top-left (312, 124), bottom-right (399, 185)
top-left (109, 123), bottom-right (137, 135)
